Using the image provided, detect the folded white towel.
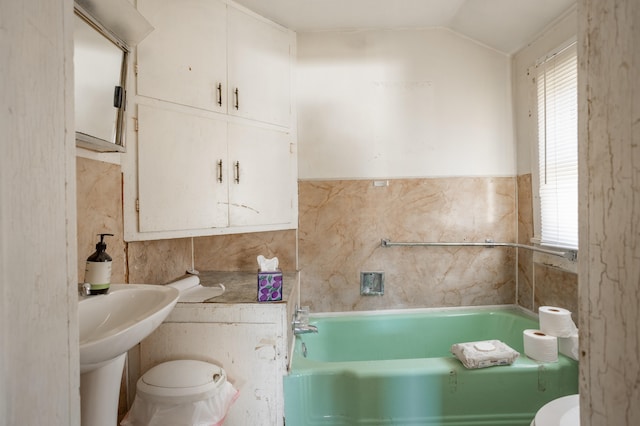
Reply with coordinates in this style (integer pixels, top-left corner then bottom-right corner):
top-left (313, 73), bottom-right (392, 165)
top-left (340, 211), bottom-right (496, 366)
top-left (451, 340), bottom-right (519, 369)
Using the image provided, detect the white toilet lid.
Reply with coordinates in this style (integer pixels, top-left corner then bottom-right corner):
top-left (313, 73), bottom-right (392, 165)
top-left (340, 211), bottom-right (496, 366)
top-left (534, 394), bottom-right (579, 426)
top-left (138, 360), bottom-right (226, 399)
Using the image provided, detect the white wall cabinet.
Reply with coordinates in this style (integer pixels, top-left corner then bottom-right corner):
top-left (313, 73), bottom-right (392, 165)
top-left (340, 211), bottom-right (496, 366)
top-left (228, 123), bottom-right (293, 227)
top-left (137, 0), bottom-right (227, 113)
top-left (134, 103), bottom-right (295, 236)
top-left (136, 0), bottom-right (291, 128)
top-left (227, 7), bottom-right (291, 127)
top-left (137, 104), bottom-right (228, 232)
top-left (123, 0), bottom-right (297, 241)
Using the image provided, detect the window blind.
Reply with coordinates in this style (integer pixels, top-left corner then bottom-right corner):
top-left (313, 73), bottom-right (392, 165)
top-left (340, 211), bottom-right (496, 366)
top-left (536, 43), bottom-right (578, 249)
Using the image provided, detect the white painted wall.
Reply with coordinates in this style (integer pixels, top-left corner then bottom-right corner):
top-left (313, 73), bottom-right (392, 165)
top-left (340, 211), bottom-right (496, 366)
top-left (0, 0), bottom-right (80, 424)
top-left (512, 7), bottom-right (577, 174)
top-left (296, 28), bottom-right (514, 179)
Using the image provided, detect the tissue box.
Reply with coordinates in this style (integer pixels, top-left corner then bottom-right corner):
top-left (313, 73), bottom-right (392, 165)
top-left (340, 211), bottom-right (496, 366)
top-left (257, 270), bottom-right (283, 302)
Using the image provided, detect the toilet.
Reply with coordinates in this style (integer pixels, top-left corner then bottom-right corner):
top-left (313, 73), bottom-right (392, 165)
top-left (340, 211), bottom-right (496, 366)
top-left (531, 394), bottom-right (579, 426)
top-left (121, 360), bottom-right (238, 426)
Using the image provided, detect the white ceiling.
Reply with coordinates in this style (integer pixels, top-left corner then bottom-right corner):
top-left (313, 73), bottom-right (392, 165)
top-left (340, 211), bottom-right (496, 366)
top-left (232, 0), bottom-right (576, 55)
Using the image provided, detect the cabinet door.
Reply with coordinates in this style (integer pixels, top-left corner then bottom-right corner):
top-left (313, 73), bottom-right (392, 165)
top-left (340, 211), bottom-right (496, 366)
top-left (227, 8), bottom-right (291, 127)
top-left (228, 123), bottom-right (293, 227)
top-left (137, 104), bottom-right (228, 232)
top-left (137, 0), bottom-right (227, 112)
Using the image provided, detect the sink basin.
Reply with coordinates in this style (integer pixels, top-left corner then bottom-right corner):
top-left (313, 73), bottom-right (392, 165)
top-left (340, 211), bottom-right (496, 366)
top-left (79, 284), bottom-right (179, 372)
top-left (79, 283), bottom-right (179, 426)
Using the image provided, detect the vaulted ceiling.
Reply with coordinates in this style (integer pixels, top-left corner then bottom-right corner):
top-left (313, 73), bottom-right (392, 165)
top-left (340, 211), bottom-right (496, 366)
top-left (233, 0), bottom-right (576, 54)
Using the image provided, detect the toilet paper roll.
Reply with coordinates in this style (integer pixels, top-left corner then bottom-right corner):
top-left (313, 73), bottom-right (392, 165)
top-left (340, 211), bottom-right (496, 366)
top-left (167, 275), bottom-right (200, 292)
top-left (523, 329), bottom-right (558, 362)
top-left (559, 332), bottom-right (579, 361)
top-left (167, 275), bottom-right (225, 302)
top-left (539, 306), bottom-right (578, 338)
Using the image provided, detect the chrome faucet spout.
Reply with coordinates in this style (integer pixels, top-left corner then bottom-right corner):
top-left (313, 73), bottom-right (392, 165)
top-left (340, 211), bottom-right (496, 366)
top-left (78, 282), bottom-right (92, 296)
top-left (293, 324), bottom-right (318, 335)
top-left (292, 304), bottom-right (318, 335)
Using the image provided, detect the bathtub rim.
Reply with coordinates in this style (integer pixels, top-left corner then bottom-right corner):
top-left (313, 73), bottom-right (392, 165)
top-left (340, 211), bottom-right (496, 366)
top-left (306, 303), bottom-right (537, 320)
top-left (288, 304), bottom-right (539, 371)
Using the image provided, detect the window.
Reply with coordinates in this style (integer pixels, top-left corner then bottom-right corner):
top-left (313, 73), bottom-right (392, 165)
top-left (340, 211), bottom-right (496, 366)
top-left (535, 42), bottom-right (578, 250)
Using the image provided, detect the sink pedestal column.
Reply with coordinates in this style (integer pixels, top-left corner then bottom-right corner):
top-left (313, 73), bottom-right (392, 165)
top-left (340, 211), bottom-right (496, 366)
top-left (80, 353), bottom-right (127, 426)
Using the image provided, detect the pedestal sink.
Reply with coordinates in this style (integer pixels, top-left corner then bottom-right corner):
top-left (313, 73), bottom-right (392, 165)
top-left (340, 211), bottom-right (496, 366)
top-left (79, 284), bottom-right (179, 426)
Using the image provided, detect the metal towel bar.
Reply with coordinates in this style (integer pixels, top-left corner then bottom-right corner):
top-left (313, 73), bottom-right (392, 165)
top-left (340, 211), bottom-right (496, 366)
top-left (380, 239), bottom-right (577, 261)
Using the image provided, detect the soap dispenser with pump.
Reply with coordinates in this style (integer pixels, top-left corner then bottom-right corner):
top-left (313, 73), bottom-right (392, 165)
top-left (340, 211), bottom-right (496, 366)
top-left (84, 233), bottom-right (114, 294)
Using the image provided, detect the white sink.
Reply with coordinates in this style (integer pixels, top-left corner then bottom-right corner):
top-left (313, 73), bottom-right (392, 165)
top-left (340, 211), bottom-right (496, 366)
top-left (79, 284), bottom-right (179, 372)
top-left (78, 284), bottom-right (179, 426)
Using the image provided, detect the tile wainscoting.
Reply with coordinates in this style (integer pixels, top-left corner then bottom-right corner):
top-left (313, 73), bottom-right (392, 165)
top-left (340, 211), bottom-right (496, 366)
top-left (298, 177), bottom-right (518, 312)
top-left (76, 160), bottom-right (577, 316)
top-left (517, 174), bottom-right (578, 322)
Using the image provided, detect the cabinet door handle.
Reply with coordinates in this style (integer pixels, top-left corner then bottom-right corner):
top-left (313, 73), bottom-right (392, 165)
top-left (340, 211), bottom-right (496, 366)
top-left (217, 83), bottom-right (222, 107)
top-left (234, 161), bottom-right (240, 183)
top-left (217, 159), bottom-right (223, 183)
top-left (234, 88), bottom-right (239, 110)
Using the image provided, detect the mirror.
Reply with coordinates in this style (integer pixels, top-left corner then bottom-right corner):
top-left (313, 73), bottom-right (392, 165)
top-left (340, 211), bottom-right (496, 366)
top-left (74, 8), bottom-right (128, 152)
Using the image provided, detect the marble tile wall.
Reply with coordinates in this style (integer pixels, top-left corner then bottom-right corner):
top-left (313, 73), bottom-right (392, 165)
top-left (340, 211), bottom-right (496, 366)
top-left (298, 177), bottom-right (518, 312)
top-left (532, 263), bottom-right (578, 319)
top-left (127, 238), bottom-right (192, 284)
top-left (194, 231), bottom-right (297, 272)
top-left (516, 174), bottom-right (534, 310)
top-left (76, 158), bottom-right (578, 317)
top-left (516, 174), bottom-right (579, 322)
top-left (76, 157), bottom-right (126, 284)
top-left (127, 232), bottom-right (297, 284)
